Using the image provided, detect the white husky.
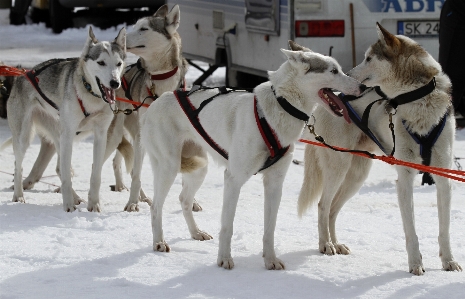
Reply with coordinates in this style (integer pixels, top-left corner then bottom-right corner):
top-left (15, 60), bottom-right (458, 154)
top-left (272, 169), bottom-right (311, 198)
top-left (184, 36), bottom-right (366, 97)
top-left (141, 41), bottom-right (365, 270)
top-left (7, 27), bottom-right (126, 212)
top-left (298, 23), bottom-right (462, 275)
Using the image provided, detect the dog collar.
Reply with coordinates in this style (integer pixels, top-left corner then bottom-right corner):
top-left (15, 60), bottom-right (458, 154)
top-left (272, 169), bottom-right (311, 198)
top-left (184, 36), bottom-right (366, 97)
top-left (150, 66), bottom-right (179, 81)
top-left (82, 76), bottom-right (101, 98)
top-left (381, 77), bottom-right (436, 109)
top-left (271, 86), bottom-right (310, 122)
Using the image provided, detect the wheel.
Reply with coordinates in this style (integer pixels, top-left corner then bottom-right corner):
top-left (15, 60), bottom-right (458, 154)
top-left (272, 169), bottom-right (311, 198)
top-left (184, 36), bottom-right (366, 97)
top-left (49, 0), bottom-right (73, 34)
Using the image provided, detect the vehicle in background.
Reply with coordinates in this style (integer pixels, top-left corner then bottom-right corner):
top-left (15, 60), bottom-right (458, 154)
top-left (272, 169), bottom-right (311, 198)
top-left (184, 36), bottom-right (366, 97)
top-left (167, 0), bottom-right (443, 87)
top-left (10, 0), bottom-right (165, 33)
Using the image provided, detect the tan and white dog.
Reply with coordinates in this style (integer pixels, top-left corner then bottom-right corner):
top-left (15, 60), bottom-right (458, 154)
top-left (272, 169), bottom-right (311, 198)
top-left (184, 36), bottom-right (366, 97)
top-left (141, 41), bottom-right (365, 270)
top-left (298, 23), bottom-right (462, 275)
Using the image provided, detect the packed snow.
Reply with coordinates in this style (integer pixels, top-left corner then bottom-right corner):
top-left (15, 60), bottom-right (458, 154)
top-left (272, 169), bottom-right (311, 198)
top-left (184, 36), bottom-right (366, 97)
top-left (1, 8), bottom-right (465, 299)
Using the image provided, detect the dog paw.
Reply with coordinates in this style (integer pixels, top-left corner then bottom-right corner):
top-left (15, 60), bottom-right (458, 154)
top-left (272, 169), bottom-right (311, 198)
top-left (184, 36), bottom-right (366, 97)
top-left (110, 184), bottom-right (128, 192)
top-left (443, 261), bottom-right (462, 272)
top-left (154, 241), bottom-right (170, 252)
top-left (192, 199), bottom-right (202, 212)
top-left (12, 195), bottom-right (25, 203)
top-left (63, 202), bottom-right (77, 213)
top-left (124, 202), bottom-right (139, 212)
top-left (335, 243), bottom-right (351, 255)
top-left (192, 230), bottom-right (213, 241)
top-left (22, 180), bottom-right (36, 190)
top-left (410, 264), bottom-right (425, 276)
top-left (139, 196), bottom-right (152, 206)
top-left (87, 202), bottom-right (101, 213)
top-left (264, 257), bottom-right (285, 270)
top-left (217, 257), bottom-right (234, 269)
top-left (320, 242), bottom-right (336, 255)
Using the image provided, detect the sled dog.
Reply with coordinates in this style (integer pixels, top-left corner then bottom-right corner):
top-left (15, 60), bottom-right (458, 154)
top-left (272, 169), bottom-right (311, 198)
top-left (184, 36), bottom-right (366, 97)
top-left (141, 41), bottom-right (365, 270)
top-left (298, 23), bottom-right (462, 275)
top-left (7, 26), bottom-right (126, 212)
top-left (13, 5), bottom-right (192, 212)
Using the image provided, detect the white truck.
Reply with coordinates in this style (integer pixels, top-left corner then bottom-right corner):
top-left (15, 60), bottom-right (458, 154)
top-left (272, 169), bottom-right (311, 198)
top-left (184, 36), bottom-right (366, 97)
top-left (167, 0), bottom-right (443, 87)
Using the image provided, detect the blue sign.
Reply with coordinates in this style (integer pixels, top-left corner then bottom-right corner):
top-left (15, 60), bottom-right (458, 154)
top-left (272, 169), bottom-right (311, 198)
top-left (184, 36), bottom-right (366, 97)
top-left (362, 0), bottom-right (444, 12)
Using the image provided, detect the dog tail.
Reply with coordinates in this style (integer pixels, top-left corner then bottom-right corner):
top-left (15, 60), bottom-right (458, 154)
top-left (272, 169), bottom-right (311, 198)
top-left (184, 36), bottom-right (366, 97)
top-left (0, 137), bottom-right (12, 151)
top-left (117, 136), bottom-right (134, 173)
top-left (297, 145), bottom-right (323, 217)
top-left (180, 156), bottom-right (207, 173)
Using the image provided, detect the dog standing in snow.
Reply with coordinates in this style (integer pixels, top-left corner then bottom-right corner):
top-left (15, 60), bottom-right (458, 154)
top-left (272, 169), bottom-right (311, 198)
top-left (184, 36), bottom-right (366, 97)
top-left (141, 41), bottom-right (365, 270)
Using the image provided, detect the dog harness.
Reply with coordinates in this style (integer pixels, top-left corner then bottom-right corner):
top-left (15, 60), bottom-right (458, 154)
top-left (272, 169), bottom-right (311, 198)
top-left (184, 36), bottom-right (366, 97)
top-left (173, 86), bottom-right (291, 172)
top-left (339, 78), bottom-right (443, 185)
top-left (121, 59), bottom-right (185, 108)
top-left (24, 58), bottom-right (91, 117)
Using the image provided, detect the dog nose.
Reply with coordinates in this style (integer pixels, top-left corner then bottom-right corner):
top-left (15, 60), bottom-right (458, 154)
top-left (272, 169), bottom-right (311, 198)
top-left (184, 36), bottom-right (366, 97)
top-left (359, 84), bottom-right (367, 93)
top-left (110, 80), bottom-right (120, 89)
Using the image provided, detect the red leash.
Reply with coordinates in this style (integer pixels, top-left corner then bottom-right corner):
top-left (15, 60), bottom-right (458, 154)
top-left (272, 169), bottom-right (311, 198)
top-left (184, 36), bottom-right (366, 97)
top-left (299, 138), bottom-right (465, 183)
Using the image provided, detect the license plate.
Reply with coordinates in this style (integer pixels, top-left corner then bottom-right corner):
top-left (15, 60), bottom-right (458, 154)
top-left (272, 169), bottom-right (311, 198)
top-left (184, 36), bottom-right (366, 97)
top-left (397, 21), bottom-right (439, 37)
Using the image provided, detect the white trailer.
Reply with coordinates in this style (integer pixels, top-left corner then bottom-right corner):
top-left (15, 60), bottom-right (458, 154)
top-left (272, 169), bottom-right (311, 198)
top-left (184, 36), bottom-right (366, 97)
top-left (168, 0), bottom-right (443, 87)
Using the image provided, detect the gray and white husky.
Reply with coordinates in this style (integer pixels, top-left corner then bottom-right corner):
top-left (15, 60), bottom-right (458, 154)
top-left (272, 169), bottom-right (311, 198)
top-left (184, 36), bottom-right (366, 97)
top-left (298, 23), bottom-right (462, 275)
top-left (7, 26), bottom-right (126, 212)
top-left (141, 41), bottom-right (365, 270)
top-left (10, 4), bottom-right (190, 213)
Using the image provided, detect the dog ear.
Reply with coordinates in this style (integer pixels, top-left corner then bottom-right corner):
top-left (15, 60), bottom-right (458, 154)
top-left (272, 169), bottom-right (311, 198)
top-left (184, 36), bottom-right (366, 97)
top-left (376, 22), bottom-right (400, 50)
top-left (154, 4), bottom-right (169, 17)
top-left (114, 27), bottom-right (126, 53)
top-left (281, 48), bottom-right (304, 68)
top-left (81, 26), bottom-right (98, 58)
top-left (288, 40), bottom-right (312, 52)
top-left (166, 5), bottom-right (180, 34)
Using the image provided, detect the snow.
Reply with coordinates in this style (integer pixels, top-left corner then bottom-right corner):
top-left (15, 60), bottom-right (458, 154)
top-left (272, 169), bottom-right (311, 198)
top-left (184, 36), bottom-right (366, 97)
top-left (1, 9), bottom-right (465, 299)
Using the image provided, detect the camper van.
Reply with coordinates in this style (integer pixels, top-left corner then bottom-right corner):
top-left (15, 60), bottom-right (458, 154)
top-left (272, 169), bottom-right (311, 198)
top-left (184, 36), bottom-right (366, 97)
top-left (168, 0), bottom-right (443, 87)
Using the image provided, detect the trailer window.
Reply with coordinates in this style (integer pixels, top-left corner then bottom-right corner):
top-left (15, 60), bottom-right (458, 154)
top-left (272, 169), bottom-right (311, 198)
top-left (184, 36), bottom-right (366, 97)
top-left (245, 0), bottom-right (280, 35)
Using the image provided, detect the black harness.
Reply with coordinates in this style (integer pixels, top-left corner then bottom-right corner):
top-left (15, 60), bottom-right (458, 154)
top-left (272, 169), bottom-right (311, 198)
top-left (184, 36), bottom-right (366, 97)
top-left (25, 58), bottom-right (89, 117)
top-left (174, 86), bottom-right (303, 172)
top-left (339, 78), bottom-right (445, 185)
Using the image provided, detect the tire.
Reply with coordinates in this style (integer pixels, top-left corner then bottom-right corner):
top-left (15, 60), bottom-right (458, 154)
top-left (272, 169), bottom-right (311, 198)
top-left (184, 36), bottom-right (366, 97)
top-left (49, 0), bottom-right (73, 34)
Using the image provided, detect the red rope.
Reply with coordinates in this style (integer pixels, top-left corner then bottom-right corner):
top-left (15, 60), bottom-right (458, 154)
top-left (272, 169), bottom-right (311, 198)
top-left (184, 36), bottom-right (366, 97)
top-left (299, 138), bottom-right (465, 183)
top-left (115, 96), bottom-right (150, 108)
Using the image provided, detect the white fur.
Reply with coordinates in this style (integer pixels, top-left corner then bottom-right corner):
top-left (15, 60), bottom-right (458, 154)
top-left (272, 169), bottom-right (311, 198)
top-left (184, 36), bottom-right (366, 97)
top-left (141, 44), bottom-right (364, 270)
top-left (299, 24), bottom-right (462, 275)
top-left (7, 27), bottom-right (126, 212)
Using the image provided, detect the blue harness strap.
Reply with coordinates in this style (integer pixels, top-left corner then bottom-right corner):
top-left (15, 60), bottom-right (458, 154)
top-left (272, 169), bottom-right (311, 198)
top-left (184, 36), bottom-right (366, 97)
top-left (402, 113), bottom-right (448, 185)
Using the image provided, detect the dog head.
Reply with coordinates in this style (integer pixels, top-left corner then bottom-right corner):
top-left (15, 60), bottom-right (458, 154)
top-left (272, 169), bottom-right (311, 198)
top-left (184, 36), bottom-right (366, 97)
top-left (126, 4), bottom-right (181, 60)
top-left (276, 41), bottom-right (365, 122)
top-left (347, 22), bottom-right (439, 91)
top-left (81, 26), bottom-right (126, 104)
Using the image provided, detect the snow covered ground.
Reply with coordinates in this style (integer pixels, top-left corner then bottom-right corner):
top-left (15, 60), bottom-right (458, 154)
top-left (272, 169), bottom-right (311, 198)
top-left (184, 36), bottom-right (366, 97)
top-left (1, 9), bottom-right (465, 299)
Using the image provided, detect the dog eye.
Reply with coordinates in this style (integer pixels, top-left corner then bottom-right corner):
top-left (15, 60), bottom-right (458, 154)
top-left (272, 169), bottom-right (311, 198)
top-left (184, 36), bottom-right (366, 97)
top-left (97, 61), bottom-right (106, 66)
top-left (117, 62), bottom-right (122, 67)
top-left (140, 28), bottom-right (148, 31)
top-left (331, 68), bottom-right (338, 74)
top-left (366, 56), bottom-right (372, 62)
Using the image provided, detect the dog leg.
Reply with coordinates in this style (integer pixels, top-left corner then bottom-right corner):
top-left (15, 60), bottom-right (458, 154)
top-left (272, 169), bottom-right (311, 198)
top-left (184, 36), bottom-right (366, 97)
top-left (262, 160), bottom-right (290, 270)
top-left (150, 155), bottom-right (179, 252)
top-left (54, 155), bottom-right (84, 205)
top-left (329, 156), bottom-right (372, 255)
top-left (179, 157), bottom-right (212, 241)
top-left (434, 175), bottom-right (462, 272)
top-left (124, 132), bottom-right (145, 212)
top-left (318, 155), bottom-right (351, 255)
top-left (22, 137), bottom-right (55, 190)
top-left (217, 169), bottom-right (247, 270)
top-left (11, 120), bottom-right (33, 203)
top-left (58, 127), bottom-right (79, 212)
top-left (396, 166), bottom-right (424, 275)
top-left (112, 150), bottom-right (128, 191)
top-left (87, 126), bottom-right (108, 212)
